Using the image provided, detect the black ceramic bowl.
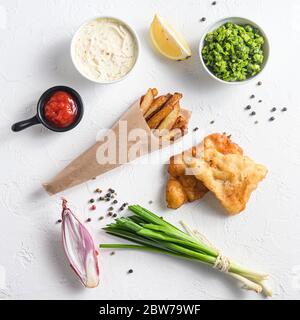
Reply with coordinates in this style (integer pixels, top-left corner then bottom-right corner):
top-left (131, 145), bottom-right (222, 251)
top-left (11, 86), bottom-right (84, 132)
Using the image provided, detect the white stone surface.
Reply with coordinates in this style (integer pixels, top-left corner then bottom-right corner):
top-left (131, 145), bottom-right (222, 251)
top-left (0, 0), bottom-right (300, 300)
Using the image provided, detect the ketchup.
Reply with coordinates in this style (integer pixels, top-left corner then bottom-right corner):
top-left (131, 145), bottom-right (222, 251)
top-left (44, 91), bottom-right (77, 128)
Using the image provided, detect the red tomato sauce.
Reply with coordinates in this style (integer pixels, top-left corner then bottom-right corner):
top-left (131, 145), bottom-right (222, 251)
top-left (44, 91), bottom-right (77, 128)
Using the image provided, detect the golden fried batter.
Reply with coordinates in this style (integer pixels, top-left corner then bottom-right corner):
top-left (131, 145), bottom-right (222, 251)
top-left (166, 153), bottom-right (208, 209)
top-left (185, 133), bottom-right (268, 214)
top-left (166, 177), bottom-right (187, 209)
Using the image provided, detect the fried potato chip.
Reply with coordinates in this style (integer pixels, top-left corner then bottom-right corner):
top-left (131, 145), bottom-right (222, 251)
top-left (147, 93), bottom-right (182, 129)
top-left (151, 88), bottom-right (158, 97)
top-left (158, 103), bottom-right (180, 130)
top-left (185, 133), bottom-right (267, 214)
top-left (140, 88), bottom-right (154, 115)
top-left (144, 94), bottom-right (172, 119)
top-left (172, 115), bottom-right (188, 134)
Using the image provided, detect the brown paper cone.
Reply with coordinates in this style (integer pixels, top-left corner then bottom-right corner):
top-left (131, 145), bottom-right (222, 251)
top-left (43, 100), bottom-right (190, 195)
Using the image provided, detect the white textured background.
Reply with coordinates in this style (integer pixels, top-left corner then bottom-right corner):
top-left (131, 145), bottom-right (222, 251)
top-left (0, 0), bottom-right (300, 300)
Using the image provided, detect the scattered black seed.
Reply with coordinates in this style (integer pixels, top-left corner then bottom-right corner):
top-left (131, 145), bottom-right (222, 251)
top-left (250, 94), bottom-right (255, 99)
top-left (200, 17), bottom-right (206, 22)
top-left (108, 188), bottom-right (115, 193)
top-left (210, 120), bottom-right (215, 124)
top-left (271, 107), bottom-right (276, 112)
top-left (212, 1), bottom-right (217, 5)
top-left (149, 200), bottom-right (153, 204)
top-left (110, 252), bottom-right (115, 256)
top-left (258, 100), bottom-right (262, 103)
top-left (56, 219), bottom-right (62, 224)
top-left (254, 120), bottom-right (259, 124)
top-left (107, 212), bottom-right (113, 217)
top-left (281, 107), bottom-right (287, 112)
top-left (250, 111), bottom-right (256, 116)
top-left (108, 207), bottom-right (114, 211)
top-left (193, 127), bottom-right (199, 132)
top-left (112, 200), bottom-right (118, 204)
top-left (89, 198), bottom-right (95, 203)
top-left (105, 193), bottom-right (112, 198)
top-left (112, 213), bottom-right (117, 218)
top-left (98, 197), bottom-right (104, 201)
top-left (99, 216), bottom-right (104, 220)
top-left (105, 198), bottom-right (110, 202)
top-left (269, 116), bottom-right (275, 122)
top-left (119, 207), bottom-right (124, 211)
top-left (95, 188), bottom-right (102, 193)
top-left (245, 105), bottom-right (251, 110)
top-left (128, 269), bottom-right (133, 274)
top-left (86, 218), bottom-right (91, 222)
top-left (257, 81), bottom-right (262, 86)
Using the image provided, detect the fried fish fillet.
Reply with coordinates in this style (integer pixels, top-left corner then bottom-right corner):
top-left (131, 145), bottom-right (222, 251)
top-left (185, 133), bottom-right (268, 214)
top-left (166, 153), bottom-right (208, 209)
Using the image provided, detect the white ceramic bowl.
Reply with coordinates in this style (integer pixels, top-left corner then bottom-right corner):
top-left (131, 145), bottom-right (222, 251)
top-left (71, 16), bottom-right (140, 84)
top-left (199, 17), bottom-right (269, 84)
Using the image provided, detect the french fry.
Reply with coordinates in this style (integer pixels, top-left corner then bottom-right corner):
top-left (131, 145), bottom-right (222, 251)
top-left (147, 93), bottom-right (183, 129)
top-left (140, 88), bottom-right (154, 115)
top-left (144, 94), bottom-right (172, 119)
top-left (158, 103), bottom-right (180, 130)
top-left (172, 115), bottom-right (188, 134)
top-left (151, 88), bottom-right (158, 97)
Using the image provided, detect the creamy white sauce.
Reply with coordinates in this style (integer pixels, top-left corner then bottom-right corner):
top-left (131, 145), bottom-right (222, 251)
top-left (72, 18), bottom-right (138, 82)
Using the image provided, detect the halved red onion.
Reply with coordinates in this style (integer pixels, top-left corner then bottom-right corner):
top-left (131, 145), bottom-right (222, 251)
top-left (61, 199), bottom-right (99, 288)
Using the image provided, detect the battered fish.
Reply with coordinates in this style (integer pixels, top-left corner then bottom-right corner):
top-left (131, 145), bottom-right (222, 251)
top-left (166, 151), bottom-right (208, 209)
top-left (185, 133), bottom-right (268, 214)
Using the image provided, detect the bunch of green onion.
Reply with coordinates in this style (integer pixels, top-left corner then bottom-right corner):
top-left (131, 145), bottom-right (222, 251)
top-left (100, 205), bottom-right (272, 296)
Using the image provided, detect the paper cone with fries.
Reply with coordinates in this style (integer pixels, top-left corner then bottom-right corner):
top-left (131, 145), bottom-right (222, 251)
top-left (43, 88), bottom-right (191, 195)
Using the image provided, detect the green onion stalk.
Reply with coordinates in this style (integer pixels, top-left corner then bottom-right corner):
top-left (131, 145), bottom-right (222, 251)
top-left (100, 205), bottom-right (272, 296)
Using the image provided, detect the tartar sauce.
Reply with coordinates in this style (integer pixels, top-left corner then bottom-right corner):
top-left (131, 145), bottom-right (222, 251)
top-left (72, 18), bottom-right (138, 82)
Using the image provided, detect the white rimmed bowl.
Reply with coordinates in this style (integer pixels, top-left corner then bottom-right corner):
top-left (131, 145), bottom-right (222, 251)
top-left (199, 17), bottom-right (270, 85)
top-left (71, 16), bottom-right (140, 84)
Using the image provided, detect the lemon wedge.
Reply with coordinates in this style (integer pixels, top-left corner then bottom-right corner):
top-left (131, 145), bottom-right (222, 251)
top-left (150, 14), bottom-right (192, 61)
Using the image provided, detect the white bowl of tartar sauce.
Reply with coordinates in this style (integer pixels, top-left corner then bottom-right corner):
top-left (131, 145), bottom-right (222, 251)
top-left (71, 17), bottom-right (140, 84)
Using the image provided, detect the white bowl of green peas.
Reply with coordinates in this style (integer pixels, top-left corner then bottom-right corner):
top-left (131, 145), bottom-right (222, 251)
top-left (199, 17), bottom-right (269, 84)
